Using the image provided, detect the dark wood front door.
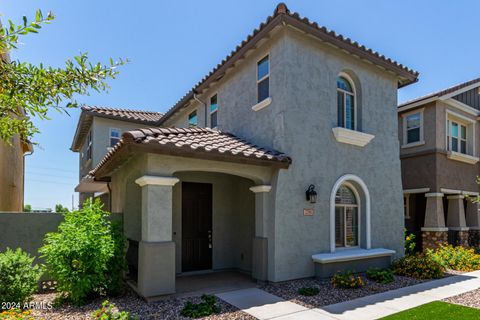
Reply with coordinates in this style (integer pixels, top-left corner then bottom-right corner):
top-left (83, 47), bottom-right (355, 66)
top-left (182, 182), bottom-right (213, 272)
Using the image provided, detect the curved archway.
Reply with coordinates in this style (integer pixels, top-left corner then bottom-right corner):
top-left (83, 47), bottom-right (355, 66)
top-left (330, 174), bottom-right (371, 252)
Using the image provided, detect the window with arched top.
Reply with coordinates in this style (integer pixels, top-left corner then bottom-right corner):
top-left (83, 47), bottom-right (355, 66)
top-left (337, 76), bottom-right (356, 130)
top-left (335, 184), bottom-right (359, 248)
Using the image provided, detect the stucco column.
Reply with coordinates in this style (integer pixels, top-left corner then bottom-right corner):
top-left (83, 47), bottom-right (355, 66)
top-left (466, 201), bottom-right (480, 247)
top-left (447, 195), bottom-right (469, 247)
top-left (422, 193), bottom-right (448, 250)
top-left (134, 175), bottom-right (179, 298)
top-left (250, 185), bottom-right (271, 282)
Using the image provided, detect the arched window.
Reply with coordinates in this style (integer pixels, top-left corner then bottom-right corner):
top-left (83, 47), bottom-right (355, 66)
top-left (337, 76), bottom-right (355, 130)
top-left (335, 184), bottom-right (359, 248)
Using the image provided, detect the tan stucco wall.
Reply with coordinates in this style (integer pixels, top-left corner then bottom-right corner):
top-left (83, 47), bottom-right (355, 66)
top-left (0, 136), bottom-right (25, 211)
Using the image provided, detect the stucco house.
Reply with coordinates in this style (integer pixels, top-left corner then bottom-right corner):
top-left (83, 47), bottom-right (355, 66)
top-left (70, 106), bottom-right (163, 209)
top-left (85, 3), bottom-right (418, 298)
top-left (399, 78), bottom-right (480, 251)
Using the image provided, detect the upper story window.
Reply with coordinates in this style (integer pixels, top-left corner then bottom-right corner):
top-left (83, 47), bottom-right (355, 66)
top-left (335, 184), bottom-right (359, 248)
top-left (109, 128), bottom-right (121, 147)
top-left (402, 109), bottom-right (424, 147)
top-left (447, 119), bottom-right (467, 154)
top-left (210, 94), bottom-right (218, 128)
top-left (257, 55), bottom-right (269, 103)
top-left (86, 131), bottom-right (92, 161)
top-left (337, 76), bottom-right (355, 130)
top-left (188, 110), bottom-right (197, 127)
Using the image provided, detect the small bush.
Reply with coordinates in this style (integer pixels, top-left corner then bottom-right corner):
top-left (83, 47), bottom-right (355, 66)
top-left (393, 253), bottom-right (444, 279)
top-left (40, 199), bottom-right (126, 305)
top-left (331, 271), bottom-right (365, 288)
top-left (404, 229), bottom-right (416, 256)
top-left (0, 248), bottom-right (42, 305)
top-left (427, 244), bottom-right (480, 272)
top-left (0, 309), bottom-right (34, 320)
top-left (366, 267), bottom-right (394, 284)
top-left (298, 287), bottom-right (319, 296)
top-left (91, 300), bottom-right (135, 320)
top-left (180, 295), bottom-right (220, 318)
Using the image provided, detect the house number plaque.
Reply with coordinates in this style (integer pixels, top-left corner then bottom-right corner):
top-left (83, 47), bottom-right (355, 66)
top-left (303, 208), bottom-right (314, 216)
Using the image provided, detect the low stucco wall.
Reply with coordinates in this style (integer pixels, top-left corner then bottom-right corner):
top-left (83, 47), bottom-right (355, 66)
top-left (0, 212), bottom-right (123, 264)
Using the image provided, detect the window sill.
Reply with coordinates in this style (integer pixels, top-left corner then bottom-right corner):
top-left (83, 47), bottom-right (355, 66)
top-left (251, 97), bottom-right (272, 111)
top-left (401, 141), bottom-right (425, 149)
top-left (447, 151), bottom-right (479, 165)
top-left (311, 248), bottom-right (395, 264)
top-left (332, 127), bottom-right (375, 147)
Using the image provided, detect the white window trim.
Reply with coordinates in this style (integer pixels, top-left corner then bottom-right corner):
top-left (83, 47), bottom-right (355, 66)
top-left (445, 109), bottom-right (475, 159)
top-left (337, 72), bottom-right (357, 131)
top-left (334, 181), bottom-right (361, 249)
top-left (332, 127), bottom-right (374, 147)
top-left (210, 94), bottom-right (218, 128)
top-left (256, 54), bottom-right (270, 104)
top-left (252, 97), bottom-right (272, 111)
top-left (402, 108), bottom-right (424, 148)
top-left (330, 174), bottom-right (371, 253)
top-left (404, 194), bottom-right (410, 219)
top-left (109, 127), bottom-right (121, 147)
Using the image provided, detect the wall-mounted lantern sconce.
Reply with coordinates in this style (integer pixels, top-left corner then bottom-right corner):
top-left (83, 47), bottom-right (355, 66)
top-left (306, 184), bottom-right (317, 204)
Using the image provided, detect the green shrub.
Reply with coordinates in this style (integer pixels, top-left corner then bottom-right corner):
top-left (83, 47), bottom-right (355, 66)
top-left (393, 253), bottom-right (444, 279)
top-left (0, 248), bottom-right (42, 305)
top-left (91, 300), bottom-right (136, 320)
top-left (427, 244), bottom-right (480, 272)
top-left (180, 295), bottom-right (220, 318)
top-left (405, 229), bottom-right (416, 256)
top-left (331, 271), bottom-right (365, 288)
top-left (366, 267), bottom-right (394, 284)
top-left (40, 199), bottom-right (126, 305)
top-left (298, 287), bottom-right (319, 296)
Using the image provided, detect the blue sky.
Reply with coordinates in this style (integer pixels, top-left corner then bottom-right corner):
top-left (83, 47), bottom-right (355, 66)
top-left (2, 0), bottom-right (480, 210)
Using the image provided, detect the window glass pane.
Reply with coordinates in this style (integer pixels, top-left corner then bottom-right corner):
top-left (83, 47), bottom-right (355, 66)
top-left (406, 113), bottom-right (420, 129)
top-left (461, 140), bottom-right (467, 154)
top-left (452, 137), bottom-right (458, 152)
top-left (258, 78), bottom-right (269, 102)
top-left (407, 127), bottom-right (420, 144)
top-left (461, 125), bottom-right (466, 139)
top-left (345, 94), bottom-right (354, 130)
top-left (337, 92), bottom-right (344, 127)
top-left (257, 56), bottom-right (269, 80)
top-left (110, 138), bottom-right (120, 148)
top-left (210, 95), bottom-right (218, 113)
top-left (345, 207), bottom-right (358, 246)
top-left (211, 111), bottom-right (218, 128)
top-left (335, 207), bottom-right (344, 247)
top-left (335, 185), bottom-right (357, 204)
top-left (188, 111), bottom-right (197, 126)
top-left (110, 129), bottom-right (120, 138)
top-left (337, 77), bottom-right (353, 92)
top-left (451, 122), bottom-right (458, 138)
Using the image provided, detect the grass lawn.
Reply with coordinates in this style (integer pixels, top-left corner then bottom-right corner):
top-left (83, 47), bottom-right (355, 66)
top-left (381, 301), bottom-right (480, 319)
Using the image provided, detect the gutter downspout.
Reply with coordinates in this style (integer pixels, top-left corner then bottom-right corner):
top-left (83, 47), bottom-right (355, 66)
top-left (22, 143), bottom-right (34, 212)
top-left (193, 90), bottom-right (207, 127)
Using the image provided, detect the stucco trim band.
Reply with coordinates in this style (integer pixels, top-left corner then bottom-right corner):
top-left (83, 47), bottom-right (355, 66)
top-left (403, 188), bottom-right (430, 194)
top-left (421, 227), bottom-right (449, 232)
top-left (331, 127), bottom-right (375, 147)
top-left (446, 151), bottom-right (479, 165)
top-left (249, 185), bottom-right (272, 193)
top-left (446, 195), bottom-right (465, 200)
top-left (251, 97), bottom-right (272, 112)
top-left (135, 175), bottom-right (180, 187)
top-left (425, 193), bottom-right (444, 198)
top-left (312, 248), bottom-right (395, 264)
top-left (449, 227), bottom-right (470, 231)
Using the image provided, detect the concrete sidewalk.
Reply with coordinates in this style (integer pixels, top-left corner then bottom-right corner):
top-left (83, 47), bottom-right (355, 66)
top-left (216, 270), bottom-right (480, 320)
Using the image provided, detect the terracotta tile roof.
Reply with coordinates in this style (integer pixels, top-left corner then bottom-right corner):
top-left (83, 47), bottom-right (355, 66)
top-left (399, 77), bottom-right (480, 109)
top-left (159, 3), bottom-right (419, 125)
top-left (82, 106), bottom-right (163, 123)
top-left (90, 127), bottom-right (291, 178)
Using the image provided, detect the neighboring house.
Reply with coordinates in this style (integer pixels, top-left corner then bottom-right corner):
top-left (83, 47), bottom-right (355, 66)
top-left (87, 3), bottom-right (418, 298)
top-left (398, 78), bottom-right (480, 251)
top-left (70, 106), bottom-right (163, 209)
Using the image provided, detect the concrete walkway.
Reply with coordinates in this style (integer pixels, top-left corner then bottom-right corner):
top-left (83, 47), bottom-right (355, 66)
top-left (216, 270), bottom-right (480, 320)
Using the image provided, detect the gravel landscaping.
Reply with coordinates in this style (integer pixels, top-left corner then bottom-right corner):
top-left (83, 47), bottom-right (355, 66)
top-left (261, 275), bottom-right (426, 308)
top-left (31, 288), bottom-right (255, 320)
top-left (444, 288), bottom-right (480, 309)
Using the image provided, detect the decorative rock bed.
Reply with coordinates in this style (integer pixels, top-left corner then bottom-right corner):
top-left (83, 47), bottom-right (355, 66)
top-left (444, 288), bottom-right (480, 309)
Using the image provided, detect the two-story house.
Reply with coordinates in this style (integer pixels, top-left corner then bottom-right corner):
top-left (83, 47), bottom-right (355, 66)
top-left (87, 3), bottom-right (418, 298)
top-left (70, 106), bottom-right (163, 209)
top-left (399, 78), bottom-right (480, 252)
